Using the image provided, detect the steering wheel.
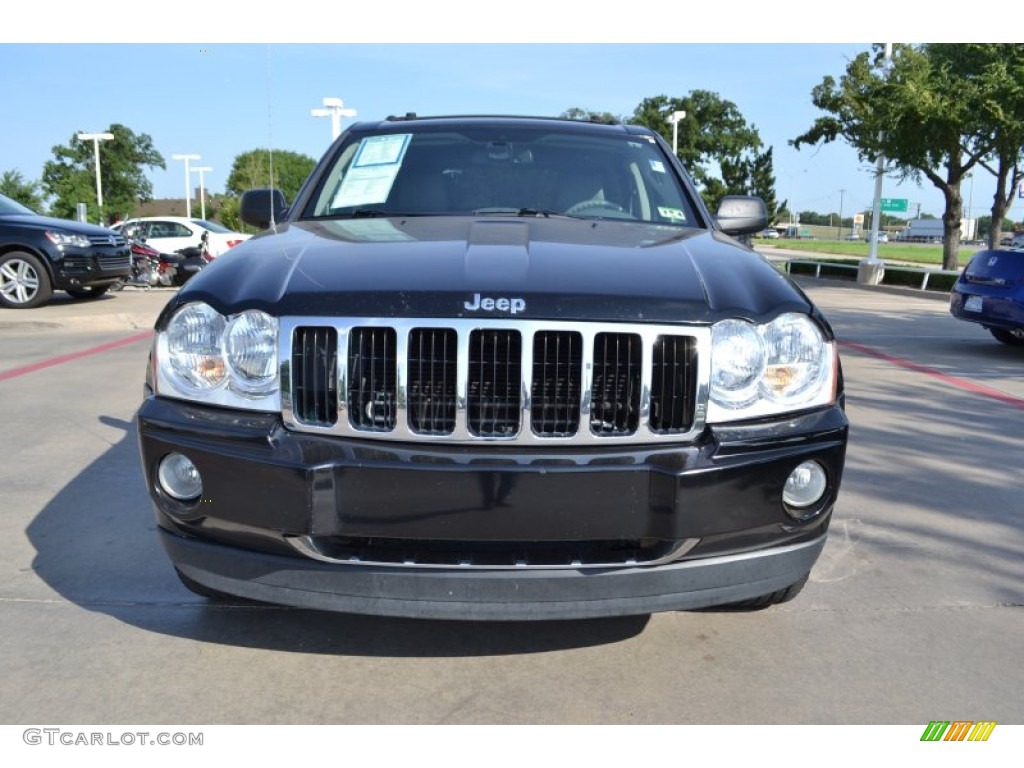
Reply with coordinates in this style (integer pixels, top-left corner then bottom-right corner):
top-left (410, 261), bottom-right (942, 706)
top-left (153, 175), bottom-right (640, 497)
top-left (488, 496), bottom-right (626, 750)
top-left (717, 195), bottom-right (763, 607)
top-left (565, 198), bottom-right (627, 216)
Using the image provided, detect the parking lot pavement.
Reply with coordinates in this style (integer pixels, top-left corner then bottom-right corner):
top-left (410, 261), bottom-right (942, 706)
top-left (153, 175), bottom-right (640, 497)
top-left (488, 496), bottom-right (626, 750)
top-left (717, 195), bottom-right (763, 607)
top-left (0, 276), bottom-right (1021, 726)
top-left (797, 279), bottom-right (1024, 402)
top-left (0, 286), bottom-right (175, 334)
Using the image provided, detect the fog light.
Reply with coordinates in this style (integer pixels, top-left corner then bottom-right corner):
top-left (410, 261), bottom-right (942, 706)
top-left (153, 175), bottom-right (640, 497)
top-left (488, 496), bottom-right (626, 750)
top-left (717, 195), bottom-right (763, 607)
top-left (783, 461), bottom-right (827, 514)
top-left (158, 453), bottom-right (203, 501)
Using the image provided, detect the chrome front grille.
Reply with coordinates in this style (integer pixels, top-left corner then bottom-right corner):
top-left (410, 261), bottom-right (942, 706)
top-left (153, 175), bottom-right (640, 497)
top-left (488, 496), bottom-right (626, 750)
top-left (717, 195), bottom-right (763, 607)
top-left (281, 318), bottom-right (710, 445)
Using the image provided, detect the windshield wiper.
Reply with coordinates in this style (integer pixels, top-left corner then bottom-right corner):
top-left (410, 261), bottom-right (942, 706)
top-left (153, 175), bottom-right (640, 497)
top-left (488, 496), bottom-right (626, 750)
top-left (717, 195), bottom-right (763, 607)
top-left (472, 207), bottom-right (576, 218)
top-left (517, 208), bottom-right (573, 218)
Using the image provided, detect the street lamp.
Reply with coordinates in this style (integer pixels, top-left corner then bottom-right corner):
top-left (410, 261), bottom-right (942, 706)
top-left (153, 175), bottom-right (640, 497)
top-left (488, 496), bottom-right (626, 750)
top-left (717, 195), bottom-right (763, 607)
top-left (191, 166), bottom-right (212, 221)
top-left (172, 154), bottom-right (201, 218)
top-left (311, 97), bottom-right (357, 141)
top-left (77, 132), bottom-right (115, 223)
top-left (865, 43), bottom-right (893, 269)
top-left (668, 110), bottom-right (687, 155)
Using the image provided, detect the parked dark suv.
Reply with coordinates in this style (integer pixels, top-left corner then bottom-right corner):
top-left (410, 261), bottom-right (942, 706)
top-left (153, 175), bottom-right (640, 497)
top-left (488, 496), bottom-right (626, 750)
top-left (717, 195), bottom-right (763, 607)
top-left (138, 114), bottom-right (849, 620)
top-left (0, 194), bottom-right (130, 309)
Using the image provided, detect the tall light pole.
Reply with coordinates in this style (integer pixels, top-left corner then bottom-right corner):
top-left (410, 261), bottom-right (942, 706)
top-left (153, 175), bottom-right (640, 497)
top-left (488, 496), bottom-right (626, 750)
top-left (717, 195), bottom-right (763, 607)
top-left (864, 43), bottom-right (893, 275)
top-left (172, 154), bottom-right (201, 218)
top-left (669, 110), bottom-right (687, 155)
top-left (191, 166), bottom-right (212, 221)
top-left (311, 97), bottom-right (357, 141)
top-left (77, 132), bottom-right (115, 223)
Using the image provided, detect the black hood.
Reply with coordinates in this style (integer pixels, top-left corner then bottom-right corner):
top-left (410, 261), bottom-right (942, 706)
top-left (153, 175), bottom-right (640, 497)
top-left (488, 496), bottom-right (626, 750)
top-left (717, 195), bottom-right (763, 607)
top-left (0, 213), bottom-right (120, 237)
top-left (162, 217), bottom-right (814, 328)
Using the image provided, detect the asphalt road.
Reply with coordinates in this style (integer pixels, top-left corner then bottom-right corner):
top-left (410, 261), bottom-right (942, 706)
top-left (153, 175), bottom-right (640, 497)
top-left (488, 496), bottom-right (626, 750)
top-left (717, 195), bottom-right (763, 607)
top-left (0, 281), bottom-right (1021, 726)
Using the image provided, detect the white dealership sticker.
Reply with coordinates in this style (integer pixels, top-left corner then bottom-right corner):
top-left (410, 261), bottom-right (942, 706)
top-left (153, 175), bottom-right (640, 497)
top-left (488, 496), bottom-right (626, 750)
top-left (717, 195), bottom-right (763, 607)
top-left (649, 159), bottom-right (667, 173)
top-left (332, 134), bottom-right (412, 208)
top-left (658, 207), bottom-right (686, 221)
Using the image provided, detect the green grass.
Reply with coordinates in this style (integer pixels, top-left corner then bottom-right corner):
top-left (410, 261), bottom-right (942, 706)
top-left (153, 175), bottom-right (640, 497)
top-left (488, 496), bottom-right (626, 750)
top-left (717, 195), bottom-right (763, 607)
top-left (756, 237), bottom-right (978, 267)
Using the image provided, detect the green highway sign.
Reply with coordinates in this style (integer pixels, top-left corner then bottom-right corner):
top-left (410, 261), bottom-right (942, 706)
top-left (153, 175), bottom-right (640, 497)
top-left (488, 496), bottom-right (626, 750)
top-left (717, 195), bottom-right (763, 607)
top-left (880, 198), bottom-right (908, 213)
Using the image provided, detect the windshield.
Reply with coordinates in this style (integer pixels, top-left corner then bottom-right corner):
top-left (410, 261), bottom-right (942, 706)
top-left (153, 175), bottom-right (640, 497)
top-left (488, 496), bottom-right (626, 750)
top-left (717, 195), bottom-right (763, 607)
top-left (192, 219), bottom-right (232, 233)
top-left (0, 194), bottom-right (38, 216)
top-left (303, 125), bottom-right (698, 227)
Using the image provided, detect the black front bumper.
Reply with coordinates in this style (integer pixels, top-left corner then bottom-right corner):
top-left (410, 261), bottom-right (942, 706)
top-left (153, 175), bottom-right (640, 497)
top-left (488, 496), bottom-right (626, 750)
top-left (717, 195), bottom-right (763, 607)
top-left (54, 247), bottom-right (131, 290)
top-left (138, 396), bottom-right (847, 619)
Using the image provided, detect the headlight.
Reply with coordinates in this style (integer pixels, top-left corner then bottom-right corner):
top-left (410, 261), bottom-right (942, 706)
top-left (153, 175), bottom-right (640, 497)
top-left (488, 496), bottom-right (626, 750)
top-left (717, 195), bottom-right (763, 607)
top-left (156, 302), bottom-right (280, 411)
top-left (709, 319), bottom-right (765, 408)
top-left (165, 303), bottom-right (228, 392)
top-left (708, 313), bottom-right (835, 423)
top-left (760, 313), bottom-right (830, 403)
top-left (224, 310), bottom-right (279, 395)
top-left (45, 230), bottom-right (91, 248)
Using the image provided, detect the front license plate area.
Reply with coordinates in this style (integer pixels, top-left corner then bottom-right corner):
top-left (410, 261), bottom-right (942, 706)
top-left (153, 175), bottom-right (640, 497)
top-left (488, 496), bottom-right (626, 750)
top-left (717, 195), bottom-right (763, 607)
top-left (964, 295), bottom-right (983, 312)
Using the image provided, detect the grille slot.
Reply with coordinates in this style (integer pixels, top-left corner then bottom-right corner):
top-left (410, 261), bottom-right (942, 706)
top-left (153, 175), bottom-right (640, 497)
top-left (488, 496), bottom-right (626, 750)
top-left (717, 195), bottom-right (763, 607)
top-left (291, 535), bottom-right (698, 570)
top-left (650, 335), bottom-right (697, 433)
top-left (468, 329), bottom-right (522, 437)
top-left (88, 234), bottom-right (126, 247)
top-left (284, 319), bottom-right (706, 445)
top-left (531, 330), bottom-right (582, 436)
top-left (408, 328), bottom-right (458, 434)
top-left (98, 253), bottom-right (130, 270)
top-left (591, 332), bottom-right (642, 435)
top-left (348, 327), bottom-right (397, 431)
top-left (292, 327), bottom-right (337, 426)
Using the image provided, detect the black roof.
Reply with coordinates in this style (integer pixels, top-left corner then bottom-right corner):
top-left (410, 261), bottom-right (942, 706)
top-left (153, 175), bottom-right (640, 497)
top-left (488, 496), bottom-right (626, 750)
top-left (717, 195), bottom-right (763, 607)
top-left (350, 114), bottom-right (652, 138)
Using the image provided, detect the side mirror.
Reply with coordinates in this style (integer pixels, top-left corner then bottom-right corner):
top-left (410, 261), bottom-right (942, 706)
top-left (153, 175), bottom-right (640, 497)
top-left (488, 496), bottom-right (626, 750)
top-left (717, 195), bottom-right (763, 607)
top-left (715, 195), bottom-right (768, 237)
top-left (240, 188), bottom-right (288, 230)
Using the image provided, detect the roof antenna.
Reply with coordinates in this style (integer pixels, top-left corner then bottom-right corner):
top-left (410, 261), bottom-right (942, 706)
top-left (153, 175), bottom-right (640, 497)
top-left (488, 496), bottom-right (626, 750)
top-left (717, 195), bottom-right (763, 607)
top-left (265, 44), bottom-right (278, 232)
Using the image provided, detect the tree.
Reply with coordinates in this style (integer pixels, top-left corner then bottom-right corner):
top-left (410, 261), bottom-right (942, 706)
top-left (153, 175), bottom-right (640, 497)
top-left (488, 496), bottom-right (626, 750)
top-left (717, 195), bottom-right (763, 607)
top-left (41, 124), bottom-right (164, 224)
top-left (560, 107), bottom-right (621, 124)
top-left (976, 214), bottom-right (1018, 240)
top-left (749, 147), bottom-right (784, 225)
top-left (934, 44), bottom-right (1024, 249)
top-left (225, 149), bottom-right (317, 203)
top-left (630, 92), bottom-right (765, 212)
top-left (792, 45), bottom-right (988, 270)
top-left (0, 170), bottom-right (45, 211)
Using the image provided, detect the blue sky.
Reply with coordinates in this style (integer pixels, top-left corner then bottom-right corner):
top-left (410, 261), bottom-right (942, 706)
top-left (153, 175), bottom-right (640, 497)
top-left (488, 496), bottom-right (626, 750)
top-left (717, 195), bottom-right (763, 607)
top-left (3, 12), bottom-right (1020, 224)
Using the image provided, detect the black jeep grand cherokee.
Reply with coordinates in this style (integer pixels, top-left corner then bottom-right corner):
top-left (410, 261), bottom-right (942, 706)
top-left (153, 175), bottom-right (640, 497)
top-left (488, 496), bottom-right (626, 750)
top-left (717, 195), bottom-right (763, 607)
top-left (137, 115), bottom-right (848, 619)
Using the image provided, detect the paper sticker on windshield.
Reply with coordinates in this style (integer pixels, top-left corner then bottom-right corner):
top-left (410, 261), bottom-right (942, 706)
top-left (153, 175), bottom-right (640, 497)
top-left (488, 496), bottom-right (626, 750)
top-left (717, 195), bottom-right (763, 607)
top-left (332, 134), bottom-right (412, 208)
top-left (649, 160), bottom-right (667, 173)
top-left (658, 207), bottom-right (685, 221)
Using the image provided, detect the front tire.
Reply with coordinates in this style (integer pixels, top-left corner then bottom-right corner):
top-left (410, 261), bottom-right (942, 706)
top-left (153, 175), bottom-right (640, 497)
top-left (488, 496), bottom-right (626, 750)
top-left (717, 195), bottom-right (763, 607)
top-left (989, 327), bottom-right (1024, 347)
top-left (65, 285), bottom-right (111, 300)
top-left (0, 251), bottom-right (52, 309)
